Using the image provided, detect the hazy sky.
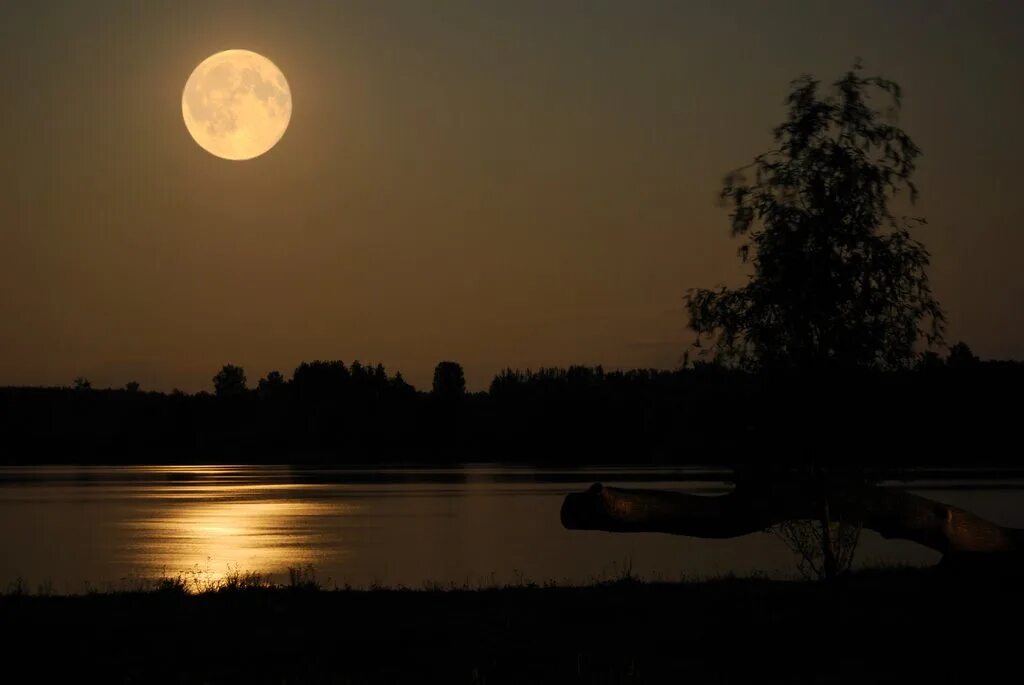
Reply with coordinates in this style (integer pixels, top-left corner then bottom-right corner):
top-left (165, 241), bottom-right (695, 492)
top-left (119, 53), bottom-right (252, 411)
top-left (1, 1), bottom-right (1022, 391)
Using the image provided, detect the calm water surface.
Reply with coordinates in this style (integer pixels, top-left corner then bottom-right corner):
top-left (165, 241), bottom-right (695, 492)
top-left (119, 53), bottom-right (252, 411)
top-left (2, 465), bottom-right (1023, 592)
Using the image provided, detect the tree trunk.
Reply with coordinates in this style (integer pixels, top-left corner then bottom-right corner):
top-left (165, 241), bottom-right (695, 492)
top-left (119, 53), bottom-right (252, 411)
top-left (560, 483), bottom-right (1024, 558)
top-left (814, 466), bottom-right (837, 580)
top-left (819, 496), bottom-right (837, 580)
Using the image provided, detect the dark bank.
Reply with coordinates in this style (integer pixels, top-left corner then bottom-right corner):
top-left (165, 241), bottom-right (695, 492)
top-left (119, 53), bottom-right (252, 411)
top-left (4, 567), bottom-right (1021, 684)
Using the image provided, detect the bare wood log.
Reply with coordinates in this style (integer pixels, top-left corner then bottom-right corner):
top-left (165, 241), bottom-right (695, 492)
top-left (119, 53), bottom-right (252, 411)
top-left (561, 483), bottom-right (1024, 557)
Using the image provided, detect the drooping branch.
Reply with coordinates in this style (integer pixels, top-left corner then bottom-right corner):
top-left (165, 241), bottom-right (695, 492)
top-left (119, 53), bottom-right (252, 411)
top-left (561, 483), bottom-right (1024, 557)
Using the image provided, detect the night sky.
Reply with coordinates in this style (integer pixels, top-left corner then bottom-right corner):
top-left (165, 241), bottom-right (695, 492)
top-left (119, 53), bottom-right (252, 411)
top-left (1, 1), bottom-right (1021, 391)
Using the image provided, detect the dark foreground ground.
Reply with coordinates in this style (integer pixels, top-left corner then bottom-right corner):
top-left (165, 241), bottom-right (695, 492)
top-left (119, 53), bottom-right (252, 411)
top-left (3, 566), bottom-right (1021, 684)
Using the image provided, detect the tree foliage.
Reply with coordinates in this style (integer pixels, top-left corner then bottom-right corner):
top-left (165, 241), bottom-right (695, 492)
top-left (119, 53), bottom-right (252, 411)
top-left (256, 371), bottom-right (285, 400)
top-left (687, 64), bottom-right (944, 371)
top-left (946, 341), bottom-right (980, 370)
top-left (432, 361), bottom-right (466, 400)
top-left (212, 364), bottom-right (247, 398)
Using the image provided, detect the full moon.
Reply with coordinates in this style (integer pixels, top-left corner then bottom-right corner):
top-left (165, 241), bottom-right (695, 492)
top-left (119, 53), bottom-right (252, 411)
top-left (182, 50), bottom-right (292, 160)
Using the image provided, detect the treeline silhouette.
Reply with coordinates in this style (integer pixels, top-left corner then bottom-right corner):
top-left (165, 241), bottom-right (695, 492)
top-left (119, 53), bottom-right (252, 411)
top-left (0, 344), bottom-right (1020, 466)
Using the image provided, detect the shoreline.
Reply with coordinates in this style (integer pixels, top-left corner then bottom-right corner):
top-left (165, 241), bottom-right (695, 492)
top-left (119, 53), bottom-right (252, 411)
top-left (4, 567), bottom-right (1020, 682)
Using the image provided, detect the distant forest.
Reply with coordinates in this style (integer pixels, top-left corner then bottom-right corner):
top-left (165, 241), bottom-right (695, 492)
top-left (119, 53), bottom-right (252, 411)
top-left (6, 69), bottom-right (1013, 468)
top-left (1, 344), bottom-right (1019, 466)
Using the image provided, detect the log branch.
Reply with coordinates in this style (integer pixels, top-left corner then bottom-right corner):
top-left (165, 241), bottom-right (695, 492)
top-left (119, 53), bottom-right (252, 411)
top-left (561, 483), bottom-right (1024, 557)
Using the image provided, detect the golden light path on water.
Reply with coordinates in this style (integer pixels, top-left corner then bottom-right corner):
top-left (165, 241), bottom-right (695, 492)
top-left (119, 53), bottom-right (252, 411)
top-left (118, 469), bottom-right (349, 587)
top-left (11, 464), bottom-right (1017, 592)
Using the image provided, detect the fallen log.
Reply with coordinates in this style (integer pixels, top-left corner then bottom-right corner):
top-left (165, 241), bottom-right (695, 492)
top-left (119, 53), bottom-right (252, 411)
top-left (561, 482), bottom-right (1024, 557)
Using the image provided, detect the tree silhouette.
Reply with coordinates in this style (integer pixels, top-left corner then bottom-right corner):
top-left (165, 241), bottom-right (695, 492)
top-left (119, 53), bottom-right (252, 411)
top-left (390, 371), bottom-right (416, 398)
top-left (947, 341), bottom-right (980, 369)
top-left (212, 364), bottom-right (247, 398)
top-left (432, 361), bottom-right (466, 400)
top-left (682, 64), bottom-right (954, 579)
top-left (292, 360), bottom-right (349, 404)
top-left (256, 371), bottom-right (286, 399)
top-left (73, 377), bottom-right (92, 391)
top-left (687, 64), bottom-right (944, 371)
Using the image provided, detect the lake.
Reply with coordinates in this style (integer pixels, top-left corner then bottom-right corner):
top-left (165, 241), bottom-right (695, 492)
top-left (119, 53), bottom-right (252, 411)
top-left (2, 465), bottom-right (1022, 592)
